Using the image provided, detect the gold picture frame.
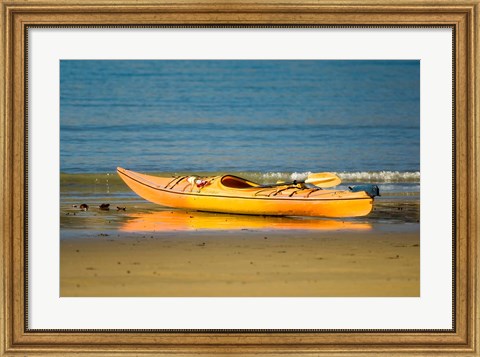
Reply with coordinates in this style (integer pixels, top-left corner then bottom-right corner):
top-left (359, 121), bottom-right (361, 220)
top-left (1, 0), bottom-right (478, 355)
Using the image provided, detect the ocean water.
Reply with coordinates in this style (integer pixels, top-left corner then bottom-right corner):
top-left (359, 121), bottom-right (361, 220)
top-left (60, 60), bottom-right (420, 177)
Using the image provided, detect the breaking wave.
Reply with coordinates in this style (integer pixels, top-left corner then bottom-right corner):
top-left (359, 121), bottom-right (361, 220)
top-left (335, 171), bottom-right (420, 183)
top-left (239, 171), bottom-right (420, 184)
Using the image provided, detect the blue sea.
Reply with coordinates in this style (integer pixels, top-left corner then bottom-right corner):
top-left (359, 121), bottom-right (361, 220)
top-left (60, 60), bottom-right (419, 177)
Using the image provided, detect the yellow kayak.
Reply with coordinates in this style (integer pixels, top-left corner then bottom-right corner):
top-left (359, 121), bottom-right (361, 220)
top-left (117, 167), bottom-right (375, 218)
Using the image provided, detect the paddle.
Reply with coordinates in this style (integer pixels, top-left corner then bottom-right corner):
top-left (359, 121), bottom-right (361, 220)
top-left (261, 172), bottom-right (341, 188)
top-left (303, 172), bottom-right (342, 187)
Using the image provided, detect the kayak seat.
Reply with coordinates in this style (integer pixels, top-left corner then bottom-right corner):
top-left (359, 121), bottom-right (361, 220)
top-left (220, 175), bottom-right (259, 189)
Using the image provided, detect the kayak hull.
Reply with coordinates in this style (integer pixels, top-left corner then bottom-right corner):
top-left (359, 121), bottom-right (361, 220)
top-left (117, 168), bottom-right (373, 218)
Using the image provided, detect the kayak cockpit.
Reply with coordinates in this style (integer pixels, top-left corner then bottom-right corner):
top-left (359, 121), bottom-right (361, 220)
top-left (220, 175), bottom-right (259, 189)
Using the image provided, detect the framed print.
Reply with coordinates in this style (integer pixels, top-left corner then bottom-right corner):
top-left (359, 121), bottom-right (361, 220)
top-left (1, 0), bottom-right (479, 355)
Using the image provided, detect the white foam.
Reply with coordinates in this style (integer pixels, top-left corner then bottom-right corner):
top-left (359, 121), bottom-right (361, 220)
top-left (336, 171), bottom-right (420, 183)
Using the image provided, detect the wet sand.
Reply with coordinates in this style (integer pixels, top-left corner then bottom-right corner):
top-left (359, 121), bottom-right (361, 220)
top-left (60, 227), bottom-right (419, 297)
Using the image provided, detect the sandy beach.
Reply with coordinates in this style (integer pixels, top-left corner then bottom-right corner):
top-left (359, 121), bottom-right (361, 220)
top-left (60, 205), bottom-right (419, 297)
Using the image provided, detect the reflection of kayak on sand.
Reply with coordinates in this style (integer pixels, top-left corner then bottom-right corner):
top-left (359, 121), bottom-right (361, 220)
top-left (120, 210), bottom-right (373, 232)
top-left (117, 167), bottom-right (379, 218)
